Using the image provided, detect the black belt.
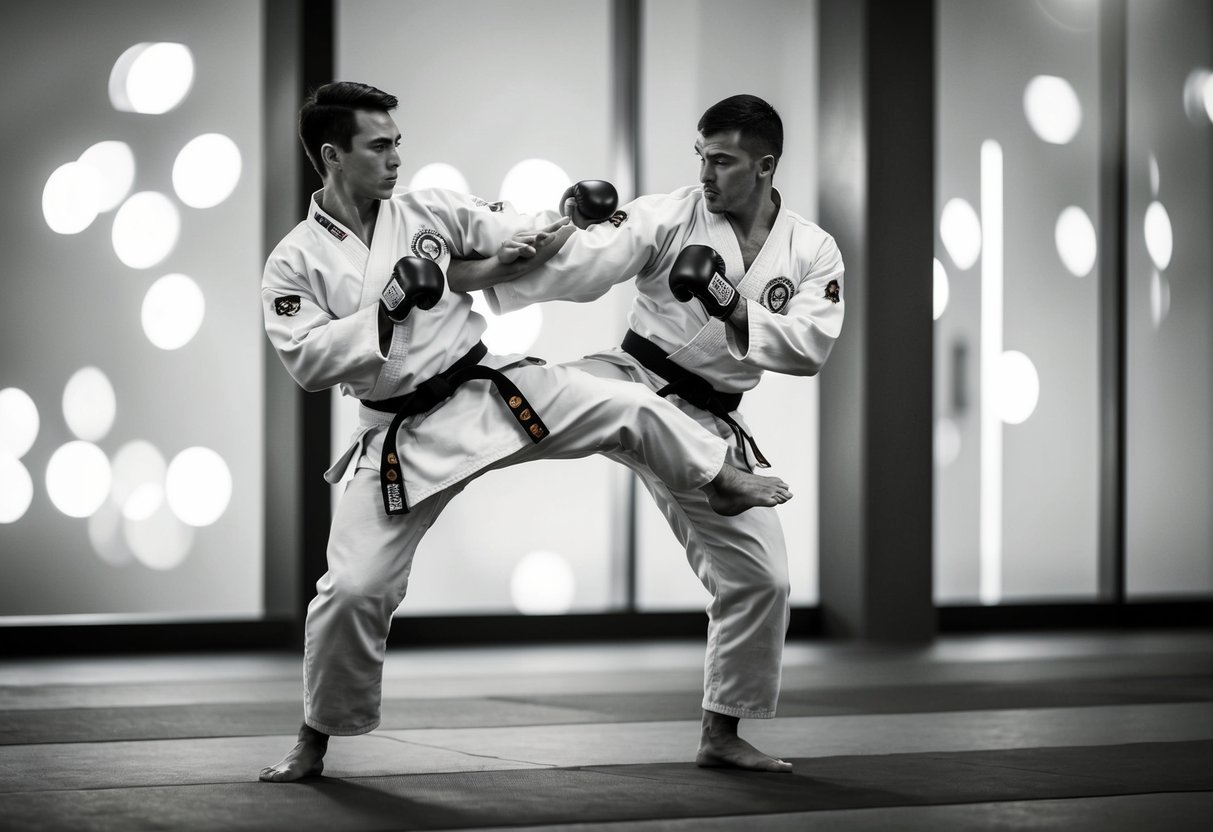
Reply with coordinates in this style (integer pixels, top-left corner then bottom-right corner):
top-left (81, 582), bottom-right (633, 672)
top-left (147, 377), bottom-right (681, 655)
top-left (621, 330), bottom-right (770, 469)
top-left (362, 341), bottom-right (550, 516)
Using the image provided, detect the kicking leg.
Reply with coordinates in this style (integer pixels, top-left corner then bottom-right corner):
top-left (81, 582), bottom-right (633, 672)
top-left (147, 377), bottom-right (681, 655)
top-left (702, 463), bottom-right (792, 516)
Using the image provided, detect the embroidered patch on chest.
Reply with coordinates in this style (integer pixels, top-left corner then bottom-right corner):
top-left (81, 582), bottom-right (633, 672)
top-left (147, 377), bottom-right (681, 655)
top-left (274, 295), bottom-right (301, 316)
top-left (411, 229), bottom-right (449, 261)
top-left (761, 277), bottom-right (796, 314)
top-left (825, 279), bottom-right (841, 304)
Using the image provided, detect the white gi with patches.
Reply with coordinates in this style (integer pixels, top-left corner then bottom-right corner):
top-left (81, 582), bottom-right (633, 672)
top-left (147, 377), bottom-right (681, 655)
top-left (263, 189), bottom-right (729, 735)
top-left (486, 186), bottom-right (845, 719)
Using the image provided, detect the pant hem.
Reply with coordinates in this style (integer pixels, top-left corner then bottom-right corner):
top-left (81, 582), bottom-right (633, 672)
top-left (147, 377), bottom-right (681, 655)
top-left (702, 700), bottom-right (776, 720)
top-left (304, 715), bottom-right (381, 737)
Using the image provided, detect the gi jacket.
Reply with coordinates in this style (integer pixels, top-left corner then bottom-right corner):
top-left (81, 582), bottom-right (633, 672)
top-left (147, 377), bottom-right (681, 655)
top-left (262, 188), bottom-right (545, 503)
top-left (486, 186), bottom-right (845, 395)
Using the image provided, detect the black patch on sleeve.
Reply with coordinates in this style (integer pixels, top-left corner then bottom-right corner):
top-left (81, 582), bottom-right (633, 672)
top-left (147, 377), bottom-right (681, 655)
top-left (274, 295), bottom-right (302, 316)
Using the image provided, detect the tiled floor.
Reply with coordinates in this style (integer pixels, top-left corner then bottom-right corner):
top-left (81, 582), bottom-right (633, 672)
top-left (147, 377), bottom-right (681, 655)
top-left (1, 630), bottom-right (1211, 830)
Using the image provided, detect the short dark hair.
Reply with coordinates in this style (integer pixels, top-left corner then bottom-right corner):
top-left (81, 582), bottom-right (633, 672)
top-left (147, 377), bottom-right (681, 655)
top-left (299, 82), bottom-right (399, 178)
top-left (697, 94), bottom-right (783, 164)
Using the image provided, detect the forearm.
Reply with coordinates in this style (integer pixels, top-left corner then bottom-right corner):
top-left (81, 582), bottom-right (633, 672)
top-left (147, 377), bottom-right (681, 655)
top-left (446, 255), bottom-right (540, 293)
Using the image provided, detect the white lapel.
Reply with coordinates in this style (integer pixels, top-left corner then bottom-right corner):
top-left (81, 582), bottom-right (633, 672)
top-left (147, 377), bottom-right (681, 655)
top-left (360, 198), bottom-right (400, 311)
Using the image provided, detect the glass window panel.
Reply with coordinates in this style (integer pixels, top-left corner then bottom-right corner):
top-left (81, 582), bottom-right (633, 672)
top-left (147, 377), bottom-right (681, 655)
top-left (935, 0), bottom-right (1101, 604)
top-left (0, 0), bottom-right (264, 620)
top-left (637, 0), bottom-right (821, 609)
top-left (336, 0), bottom-right (621, 615)
top-left (1125, 0), bottom-right (1213, 598)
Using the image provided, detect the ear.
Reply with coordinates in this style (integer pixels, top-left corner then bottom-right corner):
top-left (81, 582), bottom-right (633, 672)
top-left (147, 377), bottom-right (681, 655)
top-left (320, 142), bottom-right (342, 174)
top-left (757, 154), bottom-right (776, 179)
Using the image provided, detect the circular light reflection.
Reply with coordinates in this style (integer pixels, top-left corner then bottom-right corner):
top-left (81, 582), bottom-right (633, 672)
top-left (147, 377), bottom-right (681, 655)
top-left (126, 500), bottom-right (194, 570)
top-left (1024, 75), bottom-right (1082, 144)
top-left (1144, 201), bottom-right (1173, 272)
top-left (0, 453), bottom-right (34, 523)
top-left (1054, 206), bottom-right (1097, 277)
top-left (1148, 153), bottom-right (1160, 198)
top-left (43, 162), bottom-right (101, 234)
top-left (933, 258), bottom-right (949, 321)
top-left (940, 198), bottom-right (982, 271)
top-left (0, 388), bottom-right (39, 459)
top-left (63, 367), bottom-right (116, 442)
top-left (471, 292), bottom-right (543, 354)
top-left (109, 42), bottom-right (194, 114)
top-left (934, 417), bottom-right (961, 468)
top-left (499, 159), bottom-right (571, 215)
top-left (409, 162), bottom-right (470, 194)
top-left (510, 549), bottom-right (576, 615)
top-left (166, 446), bottom-right (232, 527)
top-left (113, 191), bottom-right (180, 269)
top-left (143, 274), bottom-right (205, 350)
top-left (46, 441), bottom-right (111, 518)
top-left (88, 500), bottom-right (136, 567)
top-left (1182, 68), bottom-right (1213, 124)
top-left (110, 440), bottom-right (167, 521)
top-left (173, 133), bottom-right (242, 208)
top-left (997, 350), bottom-right (1040, 425)
top-left (1150, 270), bottom-right (1171, 330)
top-left (1204, 74), bottom-right (1213, 124)
top-left (78, 141), bottom-right (136, 212)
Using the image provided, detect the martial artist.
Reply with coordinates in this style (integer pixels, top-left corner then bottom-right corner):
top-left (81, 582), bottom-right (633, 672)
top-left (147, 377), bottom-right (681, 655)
top-left (456, 94), bottom-right (845, 772)
top-left (258, 82), bottom-right (793, 782)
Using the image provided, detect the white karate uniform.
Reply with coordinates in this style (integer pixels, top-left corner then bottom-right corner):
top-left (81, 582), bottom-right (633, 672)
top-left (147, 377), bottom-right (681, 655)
top-left (486, 186), bottom-right (845, 719)
top-left (262, 189), bottom-right (730, 735)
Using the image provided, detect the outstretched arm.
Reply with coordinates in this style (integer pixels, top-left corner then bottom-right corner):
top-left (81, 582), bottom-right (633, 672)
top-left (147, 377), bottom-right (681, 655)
top-left (446, 217), bottom-right (576, 293)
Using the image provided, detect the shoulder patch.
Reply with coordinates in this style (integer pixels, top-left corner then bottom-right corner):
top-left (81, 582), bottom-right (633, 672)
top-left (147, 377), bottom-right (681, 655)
top-left (606, 210), bottom-right (628, 227)
top-left (411, 228), bottom-right (449, 261)
top-left (825, 279), bottom-right (841, 304)
top-left (761, 277), bottom-right (796, 315)
top-left (274, 295), bottom-right (301, 316)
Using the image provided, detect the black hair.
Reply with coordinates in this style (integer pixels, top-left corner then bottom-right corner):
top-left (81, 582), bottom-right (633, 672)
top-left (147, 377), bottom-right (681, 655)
top-left (697, 94), bottom-right (783, 164)
top-left (298, 81), bottom-right (399, 178)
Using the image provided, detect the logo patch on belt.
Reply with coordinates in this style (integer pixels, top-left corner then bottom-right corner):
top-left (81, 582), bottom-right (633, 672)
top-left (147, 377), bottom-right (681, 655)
top-left (274, 295), bottom-right (301, 316)
top-left (825, 279), bottom-right (841, 304)
top-left (386, 469), bottom-right (398, 482)
top-left (313, 212), bottom-right (347, 241)
top-left (762, 277), bottom-right (796, 315)
top-left (387, 452), bottom-right (398, 465)
top-left (518, 408), bottom-right (532, 421)
top-left (529, 424), bottom-right (545, 439)
top-left (606, 210), bottom-right (628, 228)
top-left (411, 229), bottom-right (448, 261)
top-left (508, 396), bottom-right (522, 409)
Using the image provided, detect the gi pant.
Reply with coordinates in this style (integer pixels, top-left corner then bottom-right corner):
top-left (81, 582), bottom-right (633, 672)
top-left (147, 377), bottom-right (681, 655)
top-left (566, 349), bottom-right (790, 721)
top-left (304, 361), bottom-right (728, 735)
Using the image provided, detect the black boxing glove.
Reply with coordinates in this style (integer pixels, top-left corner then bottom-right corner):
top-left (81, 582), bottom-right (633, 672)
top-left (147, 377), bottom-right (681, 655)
top-left (560, 180), bottom-right (619, 223)
top-left (668, 244), bottom-right (738, 319)
top-left (380, 256), bottom-right (444, 323)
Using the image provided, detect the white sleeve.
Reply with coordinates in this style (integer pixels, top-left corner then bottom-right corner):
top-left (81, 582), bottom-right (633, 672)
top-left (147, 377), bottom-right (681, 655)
top-left (725, 233), bottom-right (846, 376)
top-left (484, 192), bottom-right (686, 314)
top-left (417, 188), bottom-right (557, 258)
top-left (261, 253), bottom-right (389, 397)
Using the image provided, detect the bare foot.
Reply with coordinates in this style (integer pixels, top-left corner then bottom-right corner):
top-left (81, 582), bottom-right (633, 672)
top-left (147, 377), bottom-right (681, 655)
top-left (702, 464), bottom-right (792, 516)
top-left (696, 710), bottom-right (792, 772)
top-left (259, 723), bottom-right (328, 782)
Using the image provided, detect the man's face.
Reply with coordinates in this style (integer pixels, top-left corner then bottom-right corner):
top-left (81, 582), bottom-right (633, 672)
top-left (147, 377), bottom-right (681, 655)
top-left (329, 109), bottom-right (401, 199)
top-left (695, 129), bottom-right (767, 215)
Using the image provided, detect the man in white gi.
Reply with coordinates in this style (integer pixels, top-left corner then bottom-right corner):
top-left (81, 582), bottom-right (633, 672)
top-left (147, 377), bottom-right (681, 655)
top-left (461, 95), bottom-right (845, 772)
top-left (258, 82), bottom-right (793, 782)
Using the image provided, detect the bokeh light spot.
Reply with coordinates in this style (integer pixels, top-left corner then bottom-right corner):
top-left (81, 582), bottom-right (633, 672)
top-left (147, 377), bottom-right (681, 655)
top-left (0, 454), bottom-right (34, 523)
top-left (940, 197), bottom-right (982, 271)
top-left (997, 351), bottom-right (1040, 425)
top-left (510, 550), bottom-right (576, 614)
top-left (0, 388), bottom-right (40, 459)
top-left (46, 441), bottom-right (111, 518)
top-left (173, 133), bottom-right (242, 208)
top-left (63, 367), bottom-right (116, 442)
top-left (42, 162), bottom-right (101, 234)
top-left (409, 162), bottom-right (470, 194)
top-left (1024, 75), bottom-right (1082, 144)
top-left (88, 500), bottom-right (136, 567)
top-left (499, 159), bottom-right (571, 215)
top-left (109, 42), bottom-right (194, 114)
top-left (126, 500), bottom-right (194, 570)
top-left (110, 440), bottom-right (167, 521)
top-left (1150, 270), bottom-right (1171, 330)
top-left (77, 141), bottom-right (136, 212)
top-left (1144, 201), bottom-right (1173, 271)
top-left (112, 191), bottom-right (180, 269)
top-left (934, 417), bottom-right (961, 468)
top-left (933, 258), bottom-right (950, 321)
top-left (166, 446), bottom-right (232, 527)
top-left (1054, 206), bottom-right (1097, 277)
top-left (142, 274), bottom-right (206, 350)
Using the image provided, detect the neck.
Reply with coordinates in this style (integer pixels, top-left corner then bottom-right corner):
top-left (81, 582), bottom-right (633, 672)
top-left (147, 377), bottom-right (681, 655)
top-left (726, 187), bottom-right (778, 240)
top-left (318, 181), bottom-right (380, 245)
